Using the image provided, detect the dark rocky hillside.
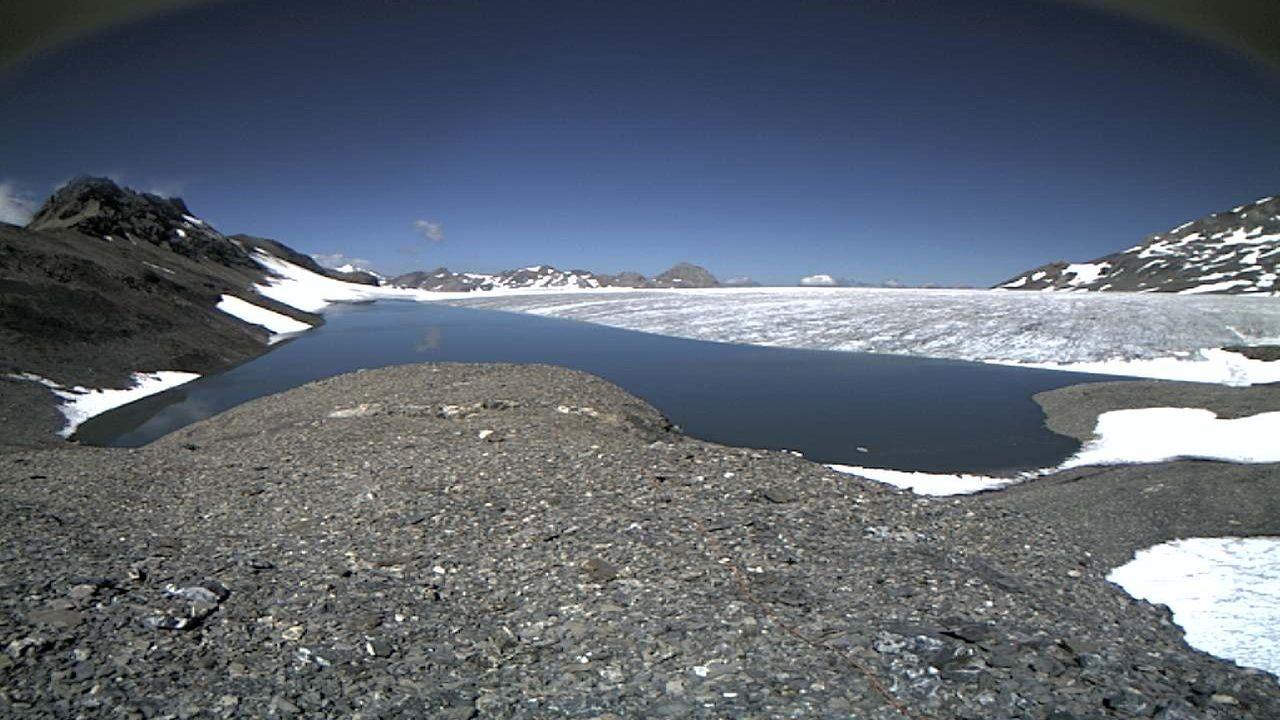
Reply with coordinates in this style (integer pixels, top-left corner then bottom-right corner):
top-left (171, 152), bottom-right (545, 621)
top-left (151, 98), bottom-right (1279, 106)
top-left (998, 194), bottom-right (1279, 294)
top-left (28, 177), bottom-right (256, 269)
top-left (0, 179), bottom-right (332, 447)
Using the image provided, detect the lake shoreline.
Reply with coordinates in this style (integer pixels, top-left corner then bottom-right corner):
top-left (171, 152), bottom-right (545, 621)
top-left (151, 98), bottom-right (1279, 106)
top-left (61, 301), bottom-right (1114, 474)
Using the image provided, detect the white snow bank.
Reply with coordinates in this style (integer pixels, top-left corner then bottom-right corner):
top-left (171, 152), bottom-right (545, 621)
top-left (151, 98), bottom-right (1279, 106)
top-left (8, 371), bottom-right (200, 437)
top-left (250, 252), bottom-right (428, 313)
top-left (1062, 407), bottom-right (1280, 467)
top-left (827, 464), bottom-right (1039, 496)
top-left (832, 405), bottom-right (1280, 495)
top-left (1108, 537), bottom-right (1280, 678)
top-left (216, 294), bottom-right (312, 339)
top-left (996, 348), bottom-right (1280, 387)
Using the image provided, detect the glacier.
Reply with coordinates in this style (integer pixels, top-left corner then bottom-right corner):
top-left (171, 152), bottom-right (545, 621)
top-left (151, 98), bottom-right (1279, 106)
top-left (451, 287), bottom-right (1280, 385)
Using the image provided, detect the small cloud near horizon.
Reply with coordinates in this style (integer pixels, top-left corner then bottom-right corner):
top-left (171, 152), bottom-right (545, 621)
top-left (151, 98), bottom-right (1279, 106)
top-left (799, 273), bottom-right (841, 287)
top-left (0, 181), bottom-right (37, 225)
top-left (413, 219), bottom-right (445, 243)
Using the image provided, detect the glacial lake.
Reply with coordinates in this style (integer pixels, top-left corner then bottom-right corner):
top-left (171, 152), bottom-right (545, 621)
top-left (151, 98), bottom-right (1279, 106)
top-left (75, 301), bottom-right (1121, 473)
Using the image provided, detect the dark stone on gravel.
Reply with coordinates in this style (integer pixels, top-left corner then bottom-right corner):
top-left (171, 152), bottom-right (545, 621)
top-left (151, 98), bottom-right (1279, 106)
top-left (758, 486), bottom-right (797, 503)
top-left (581, 557), bottom-right (620, 583)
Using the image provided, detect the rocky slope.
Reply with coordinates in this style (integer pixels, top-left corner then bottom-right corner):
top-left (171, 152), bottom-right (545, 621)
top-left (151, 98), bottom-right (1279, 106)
top-left (0, 178), bottom-right (354, 447)
top-left (1, 363), bottom-right (1276, 719)
top-left (390, 263), bottom-right (720, 292)
top-left (998, 194), bottom-right (1280, 294)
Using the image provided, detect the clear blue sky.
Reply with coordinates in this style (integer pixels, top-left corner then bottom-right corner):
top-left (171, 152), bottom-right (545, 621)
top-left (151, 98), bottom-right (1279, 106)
top-left (1, 0), bottom-right (1278, 286)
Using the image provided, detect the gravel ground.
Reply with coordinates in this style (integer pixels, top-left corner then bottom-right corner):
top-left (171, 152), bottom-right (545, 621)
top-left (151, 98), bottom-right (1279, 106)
top-left (986, 381), bottom-right (1280, 570)
top-left (2, 363), bottom-right (1277, 719)
top-left (1032, 380), bottom-right (1280, 444)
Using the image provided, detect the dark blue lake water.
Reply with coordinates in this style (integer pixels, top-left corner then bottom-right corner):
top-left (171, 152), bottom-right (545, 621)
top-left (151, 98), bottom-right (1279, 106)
top-left (75, 302), bottom-right (1117, 473)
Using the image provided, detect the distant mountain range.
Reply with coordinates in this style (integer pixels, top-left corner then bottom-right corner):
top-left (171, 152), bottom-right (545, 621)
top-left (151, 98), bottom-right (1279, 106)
top-left (998, 194), bottom-right (1279, 295)
top-left (389, 261), bottom-right (721, 291)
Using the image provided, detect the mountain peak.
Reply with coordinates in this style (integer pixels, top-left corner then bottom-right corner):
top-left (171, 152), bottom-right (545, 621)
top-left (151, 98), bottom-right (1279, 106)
top-left (652, 262), bottom-right (719, 288)
top-left (28, 177), bottom-right (255, 268)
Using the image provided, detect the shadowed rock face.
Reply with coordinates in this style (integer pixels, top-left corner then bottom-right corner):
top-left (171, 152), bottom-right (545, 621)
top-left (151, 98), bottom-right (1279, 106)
top-left (28, 177), bottom-right (257, 269)
top-left (997, 194), bottom-right (1280, 294)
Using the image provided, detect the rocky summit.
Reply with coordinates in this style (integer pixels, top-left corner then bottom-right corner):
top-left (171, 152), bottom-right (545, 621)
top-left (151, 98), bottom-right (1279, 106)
top-left (1, 363), bottom-right (1277, 719)
top-left (27, 177), bottom-right (256, 269)
top-left (997, 194), bottom-right (1280, 294)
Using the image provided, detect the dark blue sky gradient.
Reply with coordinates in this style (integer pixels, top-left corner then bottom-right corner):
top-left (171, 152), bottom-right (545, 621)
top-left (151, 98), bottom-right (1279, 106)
top-left (2, 0), bottom-right (1278, 285)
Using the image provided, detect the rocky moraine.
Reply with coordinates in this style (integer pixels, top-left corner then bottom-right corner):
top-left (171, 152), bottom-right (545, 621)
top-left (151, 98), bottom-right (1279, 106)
top-left (1, 364), bottom-right (1278, 719)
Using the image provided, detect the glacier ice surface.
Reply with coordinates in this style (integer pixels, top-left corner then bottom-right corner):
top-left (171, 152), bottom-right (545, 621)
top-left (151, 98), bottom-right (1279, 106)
top-left (452, 287), bottom-right (1280, 385)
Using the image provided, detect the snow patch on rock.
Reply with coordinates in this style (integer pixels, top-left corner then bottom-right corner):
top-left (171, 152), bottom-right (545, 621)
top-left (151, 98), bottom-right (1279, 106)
top-left (1108, 537), bottom-right (1280, 678)
top-left (1062, 407), bottom-right (1280, 467)
top-left (216, 294), bottom-right (312, 341)
top-left (8, 371), bottom-right (200, 437)
top-left (827, 465), bottom-right (1037, 496)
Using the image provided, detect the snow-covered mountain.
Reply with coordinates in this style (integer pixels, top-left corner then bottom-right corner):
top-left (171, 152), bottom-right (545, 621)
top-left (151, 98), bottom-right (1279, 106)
top-left (390, 262), bottom-right (720, 291)
top-left (998, 195), bottom-right (1280, 294)
top-left (390, 265), bottom-right (611, 291)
